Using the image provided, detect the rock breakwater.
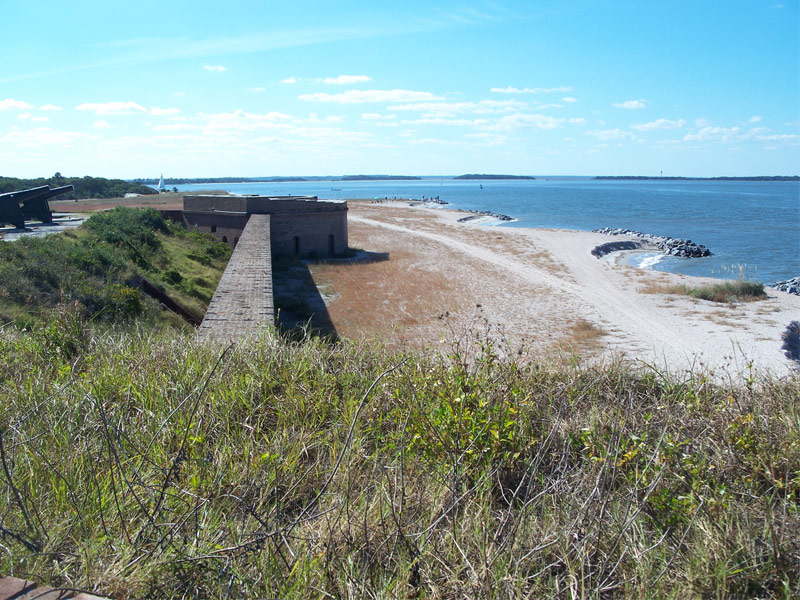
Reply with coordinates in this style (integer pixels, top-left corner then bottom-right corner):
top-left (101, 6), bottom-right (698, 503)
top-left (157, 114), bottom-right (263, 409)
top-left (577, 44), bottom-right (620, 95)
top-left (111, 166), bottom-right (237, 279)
top-left (771, 276), bottom-right (800, 296)
top-left (593, 227), bottom-right (712, 258)
top-left (457, 210), bottom-right (514, 223)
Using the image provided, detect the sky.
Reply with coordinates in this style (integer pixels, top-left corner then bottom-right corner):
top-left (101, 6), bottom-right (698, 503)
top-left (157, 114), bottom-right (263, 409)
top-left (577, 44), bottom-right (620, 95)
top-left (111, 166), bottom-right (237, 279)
top-left (1, 0), bottom-right (798, 178)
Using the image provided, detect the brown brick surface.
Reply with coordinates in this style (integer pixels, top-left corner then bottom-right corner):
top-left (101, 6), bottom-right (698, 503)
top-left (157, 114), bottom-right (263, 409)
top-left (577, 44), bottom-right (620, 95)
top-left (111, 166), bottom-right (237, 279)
top-left (197, 214), bottom-right (274, 341)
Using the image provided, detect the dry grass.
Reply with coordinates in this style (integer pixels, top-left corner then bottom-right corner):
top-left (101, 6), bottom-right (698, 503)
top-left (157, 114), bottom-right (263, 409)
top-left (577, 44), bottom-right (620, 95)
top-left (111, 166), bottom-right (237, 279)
top-left (554, 317), bottom-right (608, 356)
top-left (641, 280), bottom-right (767, 303)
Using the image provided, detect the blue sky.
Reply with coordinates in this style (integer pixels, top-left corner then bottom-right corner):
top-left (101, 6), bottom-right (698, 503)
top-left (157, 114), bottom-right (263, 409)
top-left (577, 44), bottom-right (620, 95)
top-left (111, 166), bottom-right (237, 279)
top-left (1, 0), bottom-right (798, 178)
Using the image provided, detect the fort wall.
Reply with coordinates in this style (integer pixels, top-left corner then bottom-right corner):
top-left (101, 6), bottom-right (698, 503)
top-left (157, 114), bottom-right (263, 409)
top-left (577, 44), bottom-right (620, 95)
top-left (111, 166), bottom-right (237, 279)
top-left (182, 194), bottom-right (348, 256)
top-left (197, 214), bottom-right (274, 341)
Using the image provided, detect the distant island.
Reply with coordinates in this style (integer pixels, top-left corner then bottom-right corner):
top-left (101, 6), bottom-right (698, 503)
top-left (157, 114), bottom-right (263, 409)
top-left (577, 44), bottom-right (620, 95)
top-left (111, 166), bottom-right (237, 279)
top-left (131, 175), bottom-right (422, 185)
top-left (340, 175), bottom-right (421, 181)
top-left (594, 176), bottom-right (799, 181)
top-left (131, 176), bottom-right (308, 185)
top-left (455, 174), bottom-right (536, 180)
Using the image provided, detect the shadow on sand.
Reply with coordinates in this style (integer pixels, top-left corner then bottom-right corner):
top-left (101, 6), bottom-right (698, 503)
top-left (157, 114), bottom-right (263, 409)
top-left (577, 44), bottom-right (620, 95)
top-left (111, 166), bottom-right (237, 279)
top-left (272, 250), bottom-right (390, 341)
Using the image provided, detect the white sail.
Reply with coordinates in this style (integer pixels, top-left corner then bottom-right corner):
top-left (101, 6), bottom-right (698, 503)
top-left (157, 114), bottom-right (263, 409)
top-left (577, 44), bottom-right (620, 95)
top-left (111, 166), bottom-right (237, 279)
top-left (158, 173), bottom-right (165, 189)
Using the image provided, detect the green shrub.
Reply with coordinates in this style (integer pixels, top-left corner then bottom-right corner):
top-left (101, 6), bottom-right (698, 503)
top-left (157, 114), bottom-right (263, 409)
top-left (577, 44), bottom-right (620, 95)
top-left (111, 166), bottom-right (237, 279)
top-left (688, 280), bottom-right (766, 302)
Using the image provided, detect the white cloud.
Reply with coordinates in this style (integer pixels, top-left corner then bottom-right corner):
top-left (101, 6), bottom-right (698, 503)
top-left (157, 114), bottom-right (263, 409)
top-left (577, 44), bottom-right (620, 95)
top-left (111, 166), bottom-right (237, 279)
top-left (613, 99), bottom-right (647, 109)
top-left (749, 115), bottom-right (763, 123)
top-left (282, 77), bottom-right (298, 84)
top-left (491, 86), bottom-right (572, 94)
top-left (568, 118), bottom-right (586, 124)
top-left (17, 113), bottom-right (49, 123)
top-left (1, 127), bottom-right (88, 147)
top-left (630, 118), bottom-right (686, 131)
top-left (203, 65), bottom-right (227, 72)
top-left (683, 126), bottom-right (742, 142)
top-left (361, 113), bottom-right (397, 121)
top-left (150, 107), bottom-right (181, 116)
top-left (299, 89), bottom-right (444, 104)
top-left (401, 117), bottom-right (484, 127)
top-left (537, 103), bottom-right (563, 109)
top-left (490, 113), bottom-right (564, 131)
top-left (93, 120), bottom-right (111, 129)
top-left (38, 104), bottom-right (62, 111)
top-left (173, 91), bottom-right (185, 97)
top-left (323, 75), bottom-right (372, 84)
top-left (695, 118), bottom-right (710, 127)
top-left (388, 99), bottom-right (525, 115)
top-left (561, 97), bottom-right (578, 103)
top-left (76, 101), bottom-right (147, 115)
top-left (588, 128), bottom-right (635, 141)
top-left (463, 132), bottom-right (508, 146)
top-left (0, 98), bottom-right (33, 111)
top-left (755, 133), bottom-right (799, 142)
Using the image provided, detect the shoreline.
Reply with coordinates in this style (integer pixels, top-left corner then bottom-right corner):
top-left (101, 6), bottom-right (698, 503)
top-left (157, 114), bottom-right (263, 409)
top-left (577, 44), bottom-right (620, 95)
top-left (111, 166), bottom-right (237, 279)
top-left (313, 200), bottom-right (800, 375)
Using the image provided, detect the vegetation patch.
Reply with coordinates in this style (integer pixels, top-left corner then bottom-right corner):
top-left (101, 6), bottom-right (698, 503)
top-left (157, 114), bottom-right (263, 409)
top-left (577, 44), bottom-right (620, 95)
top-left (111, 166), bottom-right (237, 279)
top-left (0, 207), bottom-right (230, 327)
top-left (0, 173), bottom-right (156, 199)
top-left (0, 320), bottom-right (796, 598)
top-left (644, 280), bottom-right (767, 303)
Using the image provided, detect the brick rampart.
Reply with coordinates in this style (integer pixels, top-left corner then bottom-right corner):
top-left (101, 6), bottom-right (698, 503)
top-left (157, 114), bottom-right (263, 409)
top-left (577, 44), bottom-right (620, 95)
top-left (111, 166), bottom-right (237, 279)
top-left (197, 214), bottom-right (274, 341)
top-left (182, 195), bottom-right (348, 256)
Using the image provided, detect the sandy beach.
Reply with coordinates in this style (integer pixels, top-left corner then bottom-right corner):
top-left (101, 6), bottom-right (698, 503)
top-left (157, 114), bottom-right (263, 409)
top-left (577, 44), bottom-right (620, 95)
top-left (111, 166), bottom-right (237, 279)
top-left (309, 200), bottom-right (800, 376)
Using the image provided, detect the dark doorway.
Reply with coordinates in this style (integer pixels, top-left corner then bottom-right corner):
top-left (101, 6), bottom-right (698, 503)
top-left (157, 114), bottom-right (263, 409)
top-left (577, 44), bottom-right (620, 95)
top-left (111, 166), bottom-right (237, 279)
top-left (328, 234), bottom-right (335, 255)
top-left (293, 236), bottom-right (300, 255)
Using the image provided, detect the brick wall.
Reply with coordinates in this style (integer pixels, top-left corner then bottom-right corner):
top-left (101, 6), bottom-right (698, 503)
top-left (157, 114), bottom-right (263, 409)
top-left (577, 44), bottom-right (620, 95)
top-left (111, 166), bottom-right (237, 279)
top-left (197, 214), bottom-right (274, 341)
top-left (182, 195), bottom-right (348, 256)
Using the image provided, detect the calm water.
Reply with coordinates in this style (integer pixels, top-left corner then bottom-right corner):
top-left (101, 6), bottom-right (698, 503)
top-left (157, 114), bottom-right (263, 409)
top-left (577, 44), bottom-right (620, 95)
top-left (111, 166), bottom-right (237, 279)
top-left (174, 178), bottom-right (800, 284)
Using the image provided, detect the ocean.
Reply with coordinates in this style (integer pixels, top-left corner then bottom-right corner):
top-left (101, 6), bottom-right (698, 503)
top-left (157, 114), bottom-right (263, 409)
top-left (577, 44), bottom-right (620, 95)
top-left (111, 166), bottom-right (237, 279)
top-left (173, 178), bottom-right (800, 284)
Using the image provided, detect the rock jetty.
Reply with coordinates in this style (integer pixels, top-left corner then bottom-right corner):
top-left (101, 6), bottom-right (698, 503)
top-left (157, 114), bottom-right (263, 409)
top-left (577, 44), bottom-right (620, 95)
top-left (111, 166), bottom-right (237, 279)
top-left (457, 210), bottom-right (514, 223)
top-left (782, 321), bottom-right (800, 363)
top-left (593, 227), bottom-right (711, 258)
top-left (771, 276), bottom-right (800, 296)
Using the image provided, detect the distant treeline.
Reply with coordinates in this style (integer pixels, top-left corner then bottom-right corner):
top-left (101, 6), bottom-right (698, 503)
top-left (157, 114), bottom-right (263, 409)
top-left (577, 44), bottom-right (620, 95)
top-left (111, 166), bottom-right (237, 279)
top-left (594, 175), bottom-right (799, 181)
top-left (455, 174), bottom-right (536, 180)
top-left (0, 174), bottom-right (157, 199)
top-left (340, 175), bottom-right (421, 181)
top-left (131, 175), bottom-right (422, 185)
top-left (131, 176), bottom-right (308, 185)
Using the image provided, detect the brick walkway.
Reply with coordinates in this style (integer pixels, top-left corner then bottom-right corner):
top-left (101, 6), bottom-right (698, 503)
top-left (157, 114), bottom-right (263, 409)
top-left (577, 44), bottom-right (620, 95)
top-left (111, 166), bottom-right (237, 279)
top-left (0, 577), bottom-right (107, 599)
top-left (197, 214), bottom-right (275, 341)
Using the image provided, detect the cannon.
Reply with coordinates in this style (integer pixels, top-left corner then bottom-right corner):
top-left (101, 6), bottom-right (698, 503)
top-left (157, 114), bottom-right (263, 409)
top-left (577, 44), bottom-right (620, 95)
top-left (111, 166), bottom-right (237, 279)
top-left (0, 184), bottom-right (74, 228)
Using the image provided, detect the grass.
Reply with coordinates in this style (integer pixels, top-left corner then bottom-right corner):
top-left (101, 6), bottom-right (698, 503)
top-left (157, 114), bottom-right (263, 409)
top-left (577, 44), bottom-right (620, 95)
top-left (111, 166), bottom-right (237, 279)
top-left (0, 314), bottom-right (797, 599)
top-left (557, 317), bottom-right (608, 355)
top-left (0, 207), bottom-right (230, 327)
top-left (0, 210), bottom-right (797, 597)
top-left (644, 280), bottom-right (767, 303)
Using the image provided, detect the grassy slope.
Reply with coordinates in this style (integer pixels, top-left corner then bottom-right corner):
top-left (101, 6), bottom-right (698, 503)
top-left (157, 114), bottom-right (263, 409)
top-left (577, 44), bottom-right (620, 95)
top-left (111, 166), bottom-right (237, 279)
top-left (0, 207), bottom-right (230, 328)
top-left (0, 320), bottom-right (797, 599)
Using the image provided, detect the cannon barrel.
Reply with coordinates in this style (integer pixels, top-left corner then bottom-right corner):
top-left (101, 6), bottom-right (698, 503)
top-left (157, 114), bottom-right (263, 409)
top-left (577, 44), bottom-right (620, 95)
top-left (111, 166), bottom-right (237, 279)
top-left (0, 184), bottom-right (74, 227)
top-left (36, 184), bottom-right (74, 200)
top-left (0, 185), bottom-right (51, 203)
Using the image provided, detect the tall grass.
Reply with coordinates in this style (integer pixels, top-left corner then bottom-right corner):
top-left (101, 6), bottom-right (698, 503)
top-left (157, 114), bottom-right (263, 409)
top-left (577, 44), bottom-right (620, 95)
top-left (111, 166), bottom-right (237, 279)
top-left (0, 313), bottom-right (797, 598)
top-left (0, 207), bottom-right (230, 327)
top-left (645, 280), bottom-right (767, 303)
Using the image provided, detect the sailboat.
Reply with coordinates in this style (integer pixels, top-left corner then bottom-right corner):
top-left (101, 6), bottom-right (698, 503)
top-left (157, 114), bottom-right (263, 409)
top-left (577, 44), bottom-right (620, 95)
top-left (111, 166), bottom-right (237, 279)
top-left (158, 173), bottom-right (165, 191)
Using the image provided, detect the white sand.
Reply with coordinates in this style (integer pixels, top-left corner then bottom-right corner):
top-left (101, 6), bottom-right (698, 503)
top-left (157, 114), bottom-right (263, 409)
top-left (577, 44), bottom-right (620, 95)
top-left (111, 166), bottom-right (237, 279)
top-left (343, 201), bottom-right (799, 377)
